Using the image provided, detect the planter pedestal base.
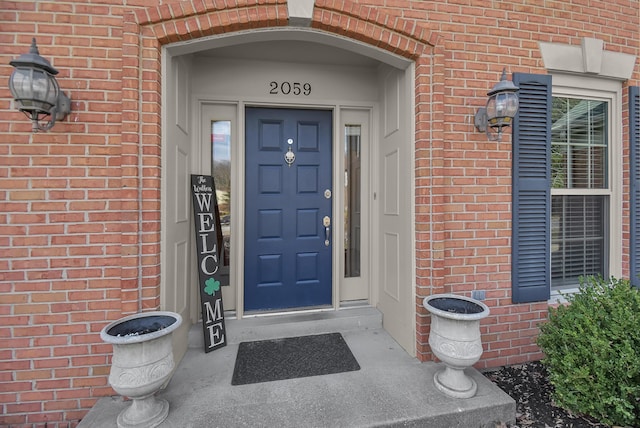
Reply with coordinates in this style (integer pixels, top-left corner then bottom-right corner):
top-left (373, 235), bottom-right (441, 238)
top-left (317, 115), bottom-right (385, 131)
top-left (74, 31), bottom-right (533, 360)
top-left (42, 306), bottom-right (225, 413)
top-left (117, 396), bottom-right (169, 428)
top-left (434, 366), bottom-right (477, 399)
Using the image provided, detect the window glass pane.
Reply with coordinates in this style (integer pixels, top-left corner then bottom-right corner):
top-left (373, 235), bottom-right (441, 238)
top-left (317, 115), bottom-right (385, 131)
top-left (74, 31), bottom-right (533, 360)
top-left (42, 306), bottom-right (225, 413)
top-left (212, 120), bottom-right (231, 286)
top-left (551, 98), bottom-right (608, 189)
top-left (569, 146), bottom-right (590, 187)
top-left (551, 144), bottom-right (567, 188)
top-left (590, 146), bottom-right (606, 188)
top-left (344, 125), bottom-right (361, 278)
top-left (550, 95), bottom-right (610, 289)
top-left (551, 195), bottom-right (607, 288)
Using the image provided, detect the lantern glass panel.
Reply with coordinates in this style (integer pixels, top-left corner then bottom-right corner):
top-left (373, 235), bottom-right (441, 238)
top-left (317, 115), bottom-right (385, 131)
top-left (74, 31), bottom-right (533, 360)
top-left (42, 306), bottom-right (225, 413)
top-left (9, 67), bottom-right (58, 113)
top-left (494, 92), bottom-right (518, 119)
top-left (504, 92), bottom-right (519, 117)
top-left (485, 96), bottom-right (497, 120)
top-left (495, 93), bottom-right (508, 117)
top-left (9, 69), bottom-right (32, 103)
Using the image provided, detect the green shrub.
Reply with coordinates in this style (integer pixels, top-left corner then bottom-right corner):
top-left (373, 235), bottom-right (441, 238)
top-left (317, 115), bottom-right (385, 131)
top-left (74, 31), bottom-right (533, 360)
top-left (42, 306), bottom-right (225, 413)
top-left (537, 276), bottom-right (640, 426)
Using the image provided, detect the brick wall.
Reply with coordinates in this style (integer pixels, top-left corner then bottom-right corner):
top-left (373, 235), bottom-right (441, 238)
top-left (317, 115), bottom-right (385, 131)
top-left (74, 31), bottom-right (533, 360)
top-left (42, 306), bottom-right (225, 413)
top-left (405, 0), bottom-right (640, 370)
top-left (1, 0), bottom-right (638, 426)
top-left (0, 0), bottom-right (131, 425)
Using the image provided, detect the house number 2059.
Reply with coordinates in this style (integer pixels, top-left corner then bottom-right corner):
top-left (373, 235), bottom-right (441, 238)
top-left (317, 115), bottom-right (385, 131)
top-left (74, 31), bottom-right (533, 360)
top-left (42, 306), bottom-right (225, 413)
top-left (269, 81), bottom-right (312, 96)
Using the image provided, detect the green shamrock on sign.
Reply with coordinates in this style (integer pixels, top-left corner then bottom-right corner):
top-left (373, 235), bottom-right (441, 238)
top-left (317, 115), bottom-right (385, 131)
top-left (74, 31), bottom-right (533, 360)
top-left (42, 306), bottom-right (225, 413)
top-left (204, 278), bottom-right (221, 296)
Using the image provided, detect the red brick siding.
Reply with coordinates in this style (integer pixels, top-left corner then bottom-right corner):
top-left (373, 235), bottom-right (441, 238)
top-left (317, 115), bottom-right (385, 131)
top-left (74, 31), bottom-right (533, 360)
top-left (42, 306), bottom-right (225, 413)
top-left (0, 0), bottom-right (638, 425)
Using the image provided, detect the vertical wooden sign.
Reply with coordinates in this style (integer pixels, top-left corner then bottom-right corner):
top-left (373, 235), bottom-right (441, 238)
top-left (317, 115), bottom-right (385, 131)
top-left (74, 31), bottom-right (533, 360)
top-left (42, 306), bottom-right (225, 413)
top-left (191, 175), bottom-right (227, 353)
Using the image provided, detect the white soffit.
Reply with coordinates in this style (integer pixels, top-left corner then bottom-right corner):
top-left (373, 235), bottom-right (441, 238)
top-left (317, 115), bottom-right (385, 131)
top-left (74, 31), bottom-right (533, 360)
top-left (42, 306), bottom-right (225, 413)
top-left (539, 37), bottom-right (636, 81)
top-left (165, 28), bottom-right (412, 70)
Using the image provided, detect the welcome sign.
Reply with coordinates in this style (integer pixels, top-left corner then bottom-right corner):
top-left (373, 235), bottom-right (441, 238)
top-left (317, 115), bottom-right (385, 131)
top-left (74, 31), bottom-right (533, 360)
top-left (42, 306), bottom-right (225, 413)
top-left (190, 175), bottom-right (227, 353)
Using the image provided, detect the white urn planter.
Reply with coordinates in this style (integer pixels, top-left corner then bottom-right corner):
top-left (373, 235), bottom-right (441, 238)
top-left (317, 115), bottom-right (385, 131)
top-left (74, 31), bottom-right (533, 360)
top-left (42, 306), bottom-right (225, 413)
top-left (423, 294), bottom-right (490, 399)
top-left (100, 311), bottom-right (182, 428)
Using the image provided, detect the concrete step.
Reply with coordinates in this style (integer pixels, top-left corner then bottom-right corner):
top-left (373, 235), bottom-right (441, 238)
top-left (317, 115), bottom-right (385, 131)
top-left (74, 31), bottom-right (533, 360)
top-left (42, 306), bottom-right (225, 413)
top-left (189, 305), bottom-right (383, 348)
top-left (80, 307), bottom-right (516, 428)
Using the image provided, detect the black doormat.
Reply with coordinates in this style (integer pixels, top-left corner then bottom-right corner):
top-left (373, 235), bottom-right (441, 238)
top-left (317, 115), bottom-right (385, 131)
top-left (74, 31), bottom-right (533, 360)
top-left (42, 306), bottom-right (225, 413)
top-left (231, 332), bottom-right (360, 385)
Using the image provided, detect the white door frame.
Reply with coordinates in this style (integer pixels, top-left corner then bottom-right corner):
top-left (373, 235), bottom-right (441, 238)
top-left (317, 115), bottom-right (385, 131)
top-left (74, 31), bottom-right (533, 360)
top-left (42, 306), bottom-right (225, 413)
top-left (197, 102), bottom-right (375, 319)
top-left (161, 30), bottom-right (417, 357)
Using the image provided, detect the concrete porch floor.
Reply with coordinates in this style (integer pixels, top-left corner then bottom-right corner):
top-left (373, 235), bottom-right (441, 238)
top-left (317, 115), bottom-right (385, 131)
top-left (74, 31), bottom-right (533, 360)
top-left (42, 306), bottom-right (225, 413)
top-left (79, 307), bottom-right (515, 427)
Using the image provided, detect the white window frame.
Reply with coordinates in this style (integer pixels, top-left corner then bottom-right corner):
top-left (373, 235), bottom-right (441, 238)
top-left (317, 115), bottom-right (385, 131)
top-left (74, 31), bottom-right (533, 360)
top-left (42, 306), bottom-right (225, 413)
top-left (549, 74), bottom-right (622, 302)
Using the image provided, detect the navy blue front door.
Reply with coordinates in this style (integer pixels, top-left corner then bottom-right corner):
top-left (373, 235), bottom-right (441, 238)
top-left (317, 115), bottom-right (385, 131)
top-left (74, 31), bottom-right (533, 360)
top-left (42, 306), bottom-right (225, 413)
top-left (244, 107), bottom-right (333, 311)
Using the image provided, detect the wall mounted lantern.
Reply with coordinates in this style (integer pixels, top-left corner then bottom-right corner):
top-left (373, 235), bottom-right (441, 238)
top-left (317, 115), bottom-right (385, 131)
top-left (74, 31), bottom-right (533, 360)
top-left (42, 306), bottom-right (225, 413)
top-left (474, 68), bottom-right (519, 141)
top-left (8, 38), bottom-right (70, 132)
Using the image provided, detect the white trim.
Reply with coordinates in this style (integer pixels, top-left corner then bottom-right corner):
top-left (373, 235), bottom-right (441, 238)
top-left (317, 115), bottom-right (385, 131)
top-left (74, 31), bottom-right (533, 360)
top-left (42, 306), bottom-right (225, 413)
top-left (160, 48), bottom-right (170, 311)
top-left (198, 99), bottom-right (380, 317)
top-left (163, 33), bottom-right (416, 355)
top-left (539, 37), bottom-right (636, 81)
top-left (338, 108), bottom-right (373, 302)
top-left (548, 287), bottom-right (579, 305)
top-left (199, 102), bottom-right (241, 317)
top-left (407, 62), bottom-right (417, 357)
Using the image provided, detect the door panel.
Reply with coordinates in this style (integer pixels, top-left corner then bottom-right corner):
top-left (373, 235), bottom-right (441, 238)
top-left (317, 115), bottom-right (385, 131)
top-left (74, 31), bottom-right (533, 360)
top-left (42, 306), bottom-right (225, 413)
top-left (162, 56), bottom-right (192, 364)
top-left (376, 67), bottom-right (415, 355)
top-left (245, 108), bottom-right (333, 311)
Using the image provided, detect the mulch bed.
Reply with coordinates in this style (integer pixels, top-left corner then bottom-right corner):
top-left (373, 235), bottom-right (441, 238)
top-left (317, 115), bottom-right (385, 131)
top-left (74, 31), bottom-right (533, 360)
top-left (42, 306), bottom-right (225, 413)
top-left (483, 361), bottom-right (610, 428)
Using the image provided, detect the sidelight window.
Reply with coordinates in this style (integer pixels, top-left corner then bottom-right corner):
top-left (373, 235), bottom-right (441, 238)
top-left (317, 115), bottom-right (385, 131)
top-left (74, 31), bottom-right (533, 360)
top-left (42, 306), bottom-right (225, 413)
top-left (211, 120), bottom-right (231, 286)
top-left (344, 125), bottom-right (362, 278)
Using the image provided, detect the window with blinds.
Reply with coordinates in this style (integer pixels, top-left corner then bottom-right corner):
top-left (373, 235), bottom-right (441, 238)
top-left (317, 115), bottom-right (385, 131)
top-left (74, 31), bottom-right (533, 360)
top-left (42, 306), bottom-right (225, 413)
top-left (550, 97), bottom-right (609, 288)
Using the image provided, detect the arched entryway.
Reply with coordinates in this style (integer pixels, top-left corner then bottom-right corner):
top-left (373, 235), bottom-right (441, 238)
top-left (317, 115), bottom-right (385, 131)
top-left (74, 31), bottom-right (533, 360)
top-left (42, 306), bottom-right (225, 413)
top-left (119, 0), bottom-right (435, 364)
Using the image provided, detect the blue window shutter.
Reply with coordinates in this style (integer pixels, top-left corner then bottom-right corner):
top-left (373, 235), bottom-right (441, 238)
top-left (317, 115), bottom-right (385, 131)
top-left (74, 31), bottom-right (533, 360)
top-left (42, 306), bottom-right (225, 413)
top-left (630, 86), bottom-right (640, 287)
top-left (511, 73), bottom-right (552, 303)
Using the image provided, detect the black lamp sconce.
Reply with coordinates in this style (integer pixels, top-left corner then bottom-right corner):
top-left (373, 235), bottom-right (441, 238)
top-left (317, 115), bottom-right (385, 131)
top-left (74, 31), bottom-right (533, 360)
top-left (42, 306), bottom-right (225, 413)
top-left (474, 69), bottom-right (519, 141)
top-left (8, 38), bottom-right (71, 132)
